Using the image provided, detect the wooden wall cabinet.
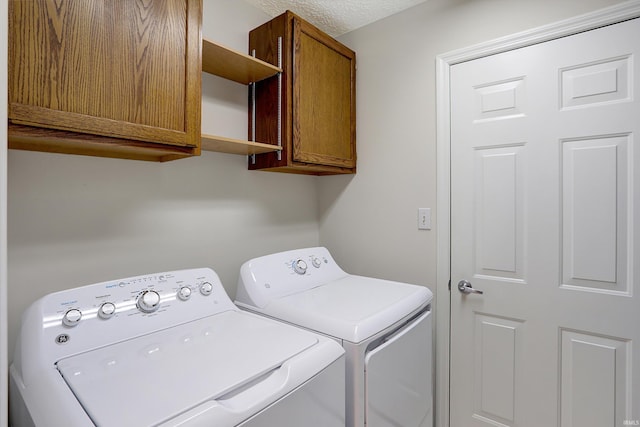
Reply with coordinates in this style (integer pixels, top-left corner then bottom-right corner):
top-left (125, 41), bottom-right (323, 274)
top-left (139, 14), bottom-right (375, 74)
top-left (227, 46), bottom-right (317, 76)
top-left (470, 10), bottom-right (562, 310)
top-left (249, 11), bottom-right (356, 175)
top-left (8, 0), bottom-right (203, 162)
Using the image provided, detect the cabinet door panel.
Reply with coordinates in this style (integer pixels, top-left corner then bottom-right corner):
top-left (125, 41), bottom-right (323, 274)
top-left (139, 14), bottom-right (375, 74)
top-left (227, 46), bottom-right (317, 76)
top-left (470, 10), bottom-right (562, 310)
top-left (9, 0), bottom-right (201, 148)
top-left (293, 20), bottom-right (356, 168)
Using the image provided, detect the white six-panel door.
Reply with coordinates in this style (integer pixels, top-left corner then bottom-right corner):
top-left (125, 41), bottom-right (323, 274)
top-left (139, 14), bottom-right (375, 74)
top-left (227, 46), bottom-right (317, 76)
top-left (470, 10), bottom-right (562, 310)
top-left (450, 18), bottom-right (639, 427)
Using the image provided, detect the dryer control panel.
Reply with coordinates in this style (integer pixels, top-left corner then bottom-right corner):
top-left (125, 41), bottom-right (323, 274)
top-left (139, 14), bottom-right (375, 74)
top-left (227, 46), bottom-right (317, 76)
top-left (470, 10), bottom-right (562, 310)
top-left (14, 268), bottom-right (237, 370)
top-left (236, 247), bottom-right (349, 308)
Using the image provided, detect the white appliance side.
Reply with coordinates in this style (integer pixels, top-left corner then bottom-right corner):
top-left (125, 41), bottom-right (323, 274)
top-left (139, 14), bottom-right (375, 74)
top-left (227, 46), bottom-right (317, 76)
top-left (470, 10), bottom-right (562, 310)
top-left (365, 311), bottom-right (433, 427)
top-left (342, 307), bottom-right (432, 427)
top-left (9, 364), bottom-right (89, 427)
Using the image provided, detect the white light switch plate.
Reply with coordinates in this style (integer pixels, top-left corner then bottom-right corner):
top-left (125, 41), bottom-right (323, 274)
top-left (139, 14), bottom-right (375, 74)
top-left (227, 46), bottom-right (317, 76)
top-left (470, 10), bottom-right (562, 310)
top-left (418, 208), bottom-right (431, 230)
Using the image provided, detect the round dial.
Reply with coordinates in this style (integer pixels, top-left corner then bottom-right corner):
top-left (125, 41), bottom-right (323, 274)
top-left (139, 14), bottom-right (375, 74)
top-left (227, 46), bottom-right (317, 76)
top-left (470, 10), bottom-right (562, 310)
top-left (311, 257), bottom-right (322, 268)
top-left (200, 282), bottom-right (213, 296)
top-left (62, 309), bottom-right (82, 327)
top-left (98, 302), bottom-right (116, 319)
top-left (293, 259), bottom-right (308, 275)
top-left (177, 286), bottom-right (192, 301)
top-left (137, 290), bottom-right (161, 313)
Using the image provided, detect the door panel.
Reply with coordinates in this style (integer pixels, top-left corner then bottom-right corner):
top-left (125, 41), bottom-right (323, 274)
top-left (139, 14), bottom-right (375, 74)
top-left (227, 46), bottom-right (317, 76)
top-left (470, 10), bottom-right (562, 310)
top-left (474, 314), bottom-right (524, 425)
top-left (562, 135), bottom-right (631, 292)
top-left (559, 330), bottom-right (628, 427)
top-left (474, 145), bottom-right (525, 281)
top-left (450, 18), bottom-right (640, 427)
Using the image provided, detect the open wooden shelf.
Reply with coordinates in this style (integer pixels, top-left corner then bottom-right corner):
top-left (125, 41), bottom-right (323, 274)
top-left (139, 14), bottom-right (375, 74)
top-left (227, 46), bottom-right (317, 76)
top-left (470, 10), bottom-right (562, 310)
top-left (201, 134), bottom-right (281, 155)
top-left (200, 38), bottom-right (281, 156)
top-left (202, 38), bottom-right (281, 84)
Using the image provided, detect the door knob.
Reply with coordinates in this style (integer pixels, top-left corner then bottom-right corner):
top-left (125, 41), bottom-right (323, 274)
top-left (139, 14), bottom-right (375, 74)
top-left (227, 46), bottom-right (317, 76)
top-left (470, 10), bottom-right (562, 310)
top-left (458, 280), bottom-right (484, 295)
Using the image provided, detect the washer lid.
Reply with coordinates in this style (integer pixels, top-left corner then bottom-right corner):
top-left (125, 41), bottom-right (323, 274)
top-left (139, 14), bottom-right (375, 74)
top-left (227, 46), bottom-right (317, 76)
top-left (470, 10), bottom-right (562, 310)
top-left (56, 311), bottom-right (320, 427)
top-left (258, 275), bottom-right (433, 343)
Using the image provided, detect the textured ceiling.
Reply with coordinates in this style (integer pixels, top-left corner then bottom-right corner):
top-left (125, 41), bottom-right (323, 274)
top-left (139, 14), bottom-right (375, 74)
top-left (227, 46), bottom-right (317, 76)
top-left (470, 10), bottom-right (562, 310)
top-left (242, 0), bottom-right (427, 37)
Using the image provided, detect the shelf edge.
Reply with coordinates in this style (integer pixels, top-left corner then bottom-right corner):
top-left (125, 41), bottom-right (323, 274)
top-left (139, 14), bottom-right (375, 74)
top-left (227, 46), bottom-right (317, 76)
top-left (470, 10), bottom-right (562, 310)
top-left (202, 38), bottom-right (281, 84)
top-left (201, 134), bottom-right (282, 155)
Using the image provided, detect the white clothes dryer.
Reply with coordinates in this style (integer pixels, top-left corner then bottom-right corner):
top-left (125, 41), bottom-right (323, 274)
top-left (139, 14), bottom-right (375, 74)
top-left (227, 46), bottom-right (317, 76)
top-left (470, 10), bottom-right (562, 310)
top-left (235, 247), bottom-right (434, 427)
top-left (10, 268), bottom-right (345, 427)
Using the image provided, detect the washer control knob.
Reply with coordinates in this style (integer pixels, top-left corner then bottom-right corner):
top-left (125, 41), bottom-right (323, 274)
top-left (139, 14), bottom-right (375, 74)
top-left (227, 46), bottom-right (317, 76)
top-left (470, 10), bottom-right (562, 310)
top-left (293, 259), bottom-right (308, 275)
top-left (311, 257), bottom-right (322, 268)
top-left (200, 282), bottom-right (213, 296)
top-left (62, 309), bottom-right (83, 327)
top-left (98, 302), bottom-right (116, 319)
top-left (137, 290), bottom-right (161, 313)
top-left (177, 286), bottom-right (192, 301)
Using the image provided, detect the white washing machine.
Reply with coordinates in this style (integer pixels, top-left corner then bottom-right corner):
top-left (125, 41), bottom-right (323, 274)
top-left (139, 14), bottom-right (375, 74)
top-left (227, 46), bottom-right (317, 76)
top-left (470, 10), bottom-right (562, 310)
top-left (9, 268), bottom-right (345, 427)
top-left (235, 247), bottom-right (434, 427)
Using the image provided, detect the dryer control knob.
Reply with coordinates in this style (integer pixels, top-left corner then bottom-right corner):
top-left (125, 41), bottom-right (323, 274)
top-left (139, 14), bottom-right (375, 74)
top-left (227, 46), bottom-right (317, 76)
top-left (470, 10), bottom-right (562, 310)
top-left (137, 290), bottom-right (161, 313)
top-left (62, 309), bottom-right (82, 327)
top-left (177, 286), bottom-right (192, 301)
top-left (311, 257), bottom-right (322, 268)
top-left (98, 302), bottom-right (116, 319)
top-left (293, 259), bottom-right (307, 275)
top-left (200, 282), bottom-right (213, 296)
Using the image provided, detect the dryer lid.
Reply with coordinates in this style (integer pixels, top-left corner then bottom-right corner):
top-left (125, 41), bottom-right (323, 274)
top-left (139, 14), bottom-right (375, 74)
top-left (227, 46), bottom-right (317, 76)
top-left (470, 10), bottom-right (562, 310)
top-left (257, 275), bottom-right (433, 343)
top-left (56, 310), bottom-right (320, 426)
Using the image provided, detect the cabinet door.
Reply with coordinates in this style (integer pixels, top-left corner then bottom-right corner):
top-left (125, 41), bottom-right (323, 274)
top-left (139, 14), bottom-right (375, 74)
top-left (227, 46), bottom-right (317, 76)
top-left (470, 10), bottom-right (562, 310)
top-left (8, 0), bottom-right (201, 153)
top-left (292, 18), bottom-right (356, 169)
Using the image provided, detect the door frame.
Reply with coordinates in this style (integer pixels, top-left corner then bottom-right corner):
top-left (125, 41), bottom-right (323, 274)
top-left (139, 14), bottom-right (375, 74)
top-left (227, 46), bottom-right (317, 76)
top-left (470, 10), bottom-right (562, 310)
top-left (1, 0), bottom-right (9, 425)
top-left (434, 2), bottom-right (640, 426)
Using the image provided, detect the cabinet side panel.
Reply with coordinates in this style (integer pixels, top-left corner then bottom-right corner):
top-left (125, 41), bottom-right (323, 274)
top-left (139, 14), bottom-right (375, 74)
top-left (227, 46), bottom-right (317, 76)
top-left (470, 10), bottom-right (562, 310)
top-left (249, 13), bottom-right (290, 170)
top-left (184, 0), bottom-right (202, 151)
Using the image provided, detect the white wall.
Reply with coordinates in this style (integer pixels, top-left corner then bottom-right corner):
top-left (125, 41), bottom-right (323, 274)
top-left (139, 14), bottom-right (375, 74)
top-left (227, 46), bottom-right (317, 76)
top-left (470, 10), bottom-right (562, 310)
top-left (323, 0), bottom-right (626, 425)
top-left (324, 0), bottom-right (627, 287)
top-left (6, 0), bottom-right (320, 363)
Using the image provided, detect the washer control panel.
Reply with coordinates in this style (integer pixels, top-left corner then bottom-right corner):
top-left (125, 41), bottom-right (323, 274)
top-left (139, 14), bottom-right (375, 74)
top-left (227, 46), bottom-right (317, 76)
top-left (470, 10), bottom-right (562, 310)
top-left (137, 290), bottom-right (161, 313)
top-left (26, 268), bottom-right (237, 363)
top-left (177, 286), bottom-right (192, 301)
top-left (62, 308), bottom-right (82, 327)
top-left (49, 269), bottom-right (229, 328)
top-left (98, 302), bottom-right (116, 319)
